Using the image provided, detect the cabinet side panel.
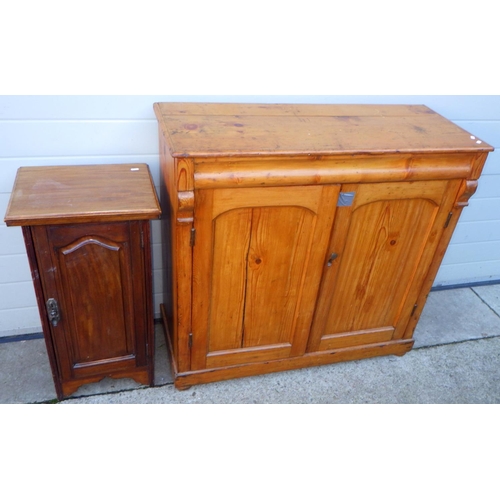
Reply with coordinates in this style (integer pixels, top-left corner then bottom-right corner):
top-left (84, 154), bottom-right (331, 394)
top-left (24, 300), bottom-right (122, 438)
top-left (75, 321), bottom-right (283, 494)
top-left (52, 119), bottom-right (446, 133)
top-left (139, 220), bottom-right (155, 383)
top-left (22, 226), bottom-right (63, 399)
top-left (159, 130), bottom-right (194, 373)
top-left (403, 176), bottom-right (480, 338)
top-left (128, 220), bottom-right (151, 369)
top-left (159, 133), bottom-right (175, 341)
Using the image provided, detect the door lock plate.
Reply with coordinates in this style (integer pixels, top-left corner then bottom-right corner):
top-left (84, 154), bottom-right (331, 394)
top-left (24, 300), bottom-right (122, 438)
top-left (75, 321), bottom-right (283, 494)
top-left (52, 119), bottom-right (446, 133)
top-left (46, 298), bottom-right (60, 327)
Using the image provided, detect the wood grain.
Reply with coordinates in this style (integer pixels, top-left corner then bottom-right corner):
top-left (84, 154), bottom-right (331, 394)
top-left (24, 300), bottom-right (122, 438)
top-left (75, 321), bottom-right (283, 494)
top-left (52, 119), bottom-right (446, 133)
top-left (21, 227), bottom-right (64, 399)
top-left (308, 180), bottom-right (462, 351)
top-left (4, 164), bottom-right (161, 226)
top-left (402, 177), bottom-right (482, 340)
top-left (155, 102), bottom-right (494, 390)
top-left (192, 185), bottom-right (339, 370)
top-left (193, 153), bottom-right (474, 189)
top-left (208, 208), bottom-right (252, 352)
top-left (154, 102), bottom-right (493, 158)
top-left (173, 340), bottom-right (414, 390)
top-left (31, 221), bottom-right (153, 392)
top-left (158, 132), bottom-right (194, 373)
top-left (7, 164), bottom-right (158, 399)
top-left (242, 206), bottom-right (314, 347)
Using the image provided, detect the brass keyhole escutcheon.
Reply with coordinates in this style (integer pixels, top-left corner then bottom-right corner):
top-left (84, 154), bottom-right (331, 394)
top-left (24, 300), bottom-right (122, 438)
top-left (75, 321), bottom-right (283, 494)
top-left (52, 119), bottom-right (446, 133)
top-left (46, 298), bottom-right (60, 327)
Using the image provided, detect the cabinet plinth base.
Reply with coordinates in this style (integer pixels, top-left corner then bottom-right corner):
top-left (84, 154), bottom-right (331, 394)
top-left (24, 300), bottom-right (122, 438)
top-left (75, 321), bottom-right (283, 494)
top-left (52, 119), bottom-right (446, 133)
top-left (160, 304), bottom-right (413, 391)
top-left (60, 368), bottom-right (152, 398)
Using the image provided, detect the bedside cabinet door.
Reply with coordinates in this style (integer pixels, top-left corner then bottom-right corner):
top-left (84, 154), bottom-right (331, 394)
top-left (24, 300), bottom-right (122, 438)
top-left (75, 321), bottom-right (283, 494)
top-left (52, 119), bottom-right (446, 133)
top-left (190, 185), bottom-right (340, 371)
top-left (32, 221), bottom-right (149, 382)
top-left (308, 179), bottom-right (462, 352)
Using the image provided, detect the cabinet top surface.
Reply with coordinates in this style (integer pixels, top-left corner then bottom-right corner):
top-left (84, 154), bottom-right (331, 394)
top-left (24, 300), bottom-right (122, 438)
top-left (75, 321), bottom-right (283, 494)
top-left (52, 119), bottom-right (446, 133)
top-left (154, 102), bottom-right (493, 157)
top-left (4, 164), bottom-right (161, 226)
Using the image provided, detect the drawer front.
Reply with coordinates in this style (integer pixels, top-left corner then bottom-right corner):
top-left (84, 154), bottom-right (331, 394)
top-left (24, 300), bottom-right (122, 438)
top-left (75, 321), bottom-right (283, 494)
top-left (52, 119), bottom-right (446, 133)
top-left (193, 153), bottom-right (474, 189)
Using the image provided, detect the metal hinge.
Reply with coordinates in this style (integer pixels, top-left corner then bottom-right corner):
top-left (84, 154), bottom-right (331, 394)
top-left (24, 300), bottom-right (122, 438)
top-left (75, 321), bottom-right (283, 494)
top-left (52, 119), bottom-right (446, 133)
top-left (188, 333), bottom-right (193, 349)
top-left (190, 228), bottom-right (196, 247)
top-left (444, 212), bottom-right (453, 229)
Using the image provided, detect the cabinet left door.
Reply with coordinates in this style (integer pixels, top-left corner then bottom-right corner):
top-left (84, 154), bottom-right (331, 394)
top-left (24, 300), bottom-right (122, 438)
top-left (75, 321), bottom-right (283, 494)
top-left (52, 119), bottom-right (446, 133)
top-left (190, 185), bottom-right (340, 372)
top-left (31, 221), bottom-right (150, 389)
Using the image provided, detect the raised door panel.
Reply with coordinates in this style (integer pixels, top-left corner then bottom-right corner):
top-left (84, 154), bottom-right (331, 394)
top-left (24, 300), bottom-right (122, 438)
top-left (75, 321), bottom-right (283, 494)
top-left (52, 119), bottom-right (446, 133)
top-left (308, 180), bottom-right (462, 351)
top-left (59, 234), bottom-right (132, 363)
top-left (191, 185), bottom-right (340, 371)
top-left (32, 222), bottom-right (147, 380)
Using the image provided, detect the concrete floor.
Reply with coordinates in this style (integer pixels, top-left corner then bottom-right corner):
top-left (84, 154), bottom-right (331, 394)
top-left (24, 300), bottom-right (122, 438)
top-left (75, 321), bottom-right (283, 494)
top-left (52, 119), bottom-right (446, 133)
top-left (1, 284), bottom-right (499, 404)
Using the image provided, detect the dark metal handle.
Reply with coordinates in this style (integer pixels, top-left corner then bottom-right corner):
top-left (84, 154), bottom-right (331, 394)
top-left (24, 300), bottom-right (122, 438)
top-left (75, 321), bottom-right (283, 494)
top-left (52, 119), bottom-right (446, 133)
top-left (327, 253), bottom-right (338, 267)
top-left (46, 298), bottom-right (60, 327)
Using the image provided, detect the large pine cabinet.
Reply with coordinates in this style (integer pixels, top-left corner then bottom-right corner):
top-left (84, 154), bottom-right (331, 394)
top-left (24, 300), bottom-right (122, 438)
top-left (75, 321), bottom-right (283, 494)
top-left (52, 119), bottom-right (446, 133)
top-left (154, 103), bottom-right (493, 389)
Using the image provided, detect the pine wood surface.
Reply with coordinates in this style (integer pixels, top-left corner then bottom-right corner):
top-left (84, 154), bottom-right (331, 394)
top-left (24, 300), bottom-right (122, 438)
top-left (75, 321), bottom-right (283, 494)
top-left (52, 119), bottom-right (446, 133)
top-left (192, 185), bottom-right (339, 370)
top-left (4, 163), bottom-right (161, 226)
top-left (155, 102), bottom-right (494, 389)
top-left (308, 179), bottom-right (462, 352)
top-left (193, 153), bottom-right (475, 189)
top-left (158, 133), bottom-right (194, 373)
top-left (154, 102), bottom-right (494, 158)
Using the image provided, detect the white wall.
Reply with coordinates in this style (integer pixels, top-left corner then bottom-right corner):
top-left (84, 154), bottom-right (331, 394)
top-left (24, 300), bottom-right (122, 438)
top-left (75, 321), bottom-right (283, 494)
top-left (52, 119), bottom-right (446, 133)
top-left (1, 95), bottom-right (499, 337)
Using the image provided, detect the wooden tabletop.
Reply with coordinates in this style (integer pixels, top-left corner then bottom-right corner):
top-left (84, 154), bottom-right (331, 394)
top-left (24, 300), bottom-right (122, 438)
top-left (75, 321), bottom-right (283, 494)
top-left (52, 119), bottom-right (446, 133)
top-left (4, 164), bottom-right (161, 226)
top-left (154, 102), bottom-right (494, 157)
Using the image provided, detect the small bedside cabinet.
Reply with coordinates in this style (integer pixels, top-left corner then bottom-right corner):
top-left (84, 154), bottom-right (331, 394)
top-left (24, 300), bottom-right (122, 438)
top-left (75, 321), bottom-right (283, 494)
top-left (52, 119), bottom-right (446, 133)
top-left (4, 164), bottom-right (161, 400)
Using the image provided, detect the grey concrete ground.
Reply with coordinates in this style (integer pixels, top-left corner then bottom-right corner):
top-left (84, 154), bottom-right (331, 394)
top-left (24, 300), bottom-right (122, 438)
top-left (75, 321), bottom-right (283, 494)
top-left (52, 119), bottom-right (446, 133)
top-left (1, 285), bottom-right (499, 404)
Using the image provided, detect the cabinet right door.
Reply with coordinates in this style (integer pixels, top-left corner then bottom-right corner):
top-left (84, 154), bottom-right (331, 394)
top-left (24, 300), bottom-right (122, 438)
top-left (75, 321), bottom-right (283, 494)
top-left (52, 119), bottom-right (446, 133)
top-left (307, 179), bottom-right (462, 352)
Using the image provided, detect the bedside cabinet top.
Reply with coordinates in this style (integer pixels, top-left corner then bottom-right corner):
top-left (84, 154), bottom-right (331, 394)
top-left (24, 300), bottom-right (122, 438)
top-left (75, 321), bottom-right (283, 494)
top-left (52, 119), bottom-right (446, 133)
top-left (154, 102), bottom-right (494, 158)
top-left (4, 163), bottom-right (161, 226)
